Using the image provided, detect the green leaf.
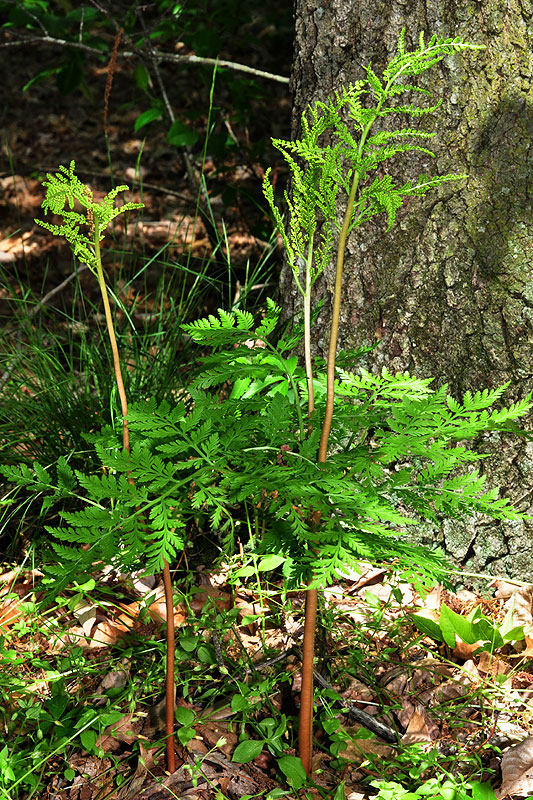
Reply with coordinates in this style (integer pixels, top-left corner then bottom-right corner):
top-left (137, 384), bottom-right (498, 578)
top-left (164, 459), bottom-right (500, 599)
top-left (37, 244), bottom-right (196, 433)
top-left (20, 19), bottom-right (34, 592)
top-left (167, 120), bottom-right (199, 147)
top-left (98, 710), bottom-right (124, 727)
top-left (471, 781), bottom-right (498, 800)
top-left (232, 739), bottom-right (264, 763)
top-left (277, 755), bottom-right (307, 789)
top-left (134, 107), bottom-right (163, 131)
top-left (45, 691), bottom-right (67, 720)
top-left (134, 64), bottom-right (150, 91)
top-left (411, 612), bottom-right (444, 643)
top-left (439, 603), bottom-right (478, 647)
top-left (23, 66), bottom-right (60, 92)
top-left (175, 707), bottom-right (195, 726)
top-left (232, 565), bottom-right (256, 578)
top-left (80, 729), bottom-right (97, 752)
top-left (258, 554), bottom-right (286, 572)
top-left (177, 726), bottom-right (196, 745)
top-left (178, 636), bottom-right (197, 653)
top-left (333, 783), bottom-right (346, 800)
top-left (499, 601), bottom-right (525, 642)
top-left (502, 624), bottom-right (525, 643)
top-left (231, 695), bottom-right (252, 713)
top-left (471, 616), bottom-right (501, 646)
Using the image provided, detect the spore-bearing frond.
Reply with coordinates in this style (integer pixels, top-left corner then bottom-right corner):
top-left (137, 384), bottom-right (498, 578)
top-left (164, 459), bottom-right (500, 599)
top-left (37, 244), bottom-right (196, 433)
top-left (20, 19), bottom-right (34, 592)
top-left (35, 160), bottom-right (144, 271)
top-left (262, 30), bottom-right (483, 302)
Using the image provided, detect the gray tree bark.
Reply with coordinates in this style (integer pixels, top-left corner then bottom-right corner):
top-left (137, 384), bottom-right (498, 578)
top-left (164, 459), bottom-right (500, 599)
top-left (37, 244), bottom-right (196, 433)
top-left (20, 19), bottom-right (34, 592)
top-left (283, 0), bottom-right (533, 583)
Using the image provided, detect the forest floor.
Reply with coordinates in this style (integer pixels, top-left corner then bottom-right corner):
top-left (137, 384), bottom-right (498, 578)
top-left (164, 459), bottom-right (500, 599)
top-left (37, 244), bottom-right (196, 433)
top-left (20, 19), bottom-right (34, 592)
top-left (2, 560), bottom-right (533, 800)
top-left (2, 24), bottom-right (533, 800)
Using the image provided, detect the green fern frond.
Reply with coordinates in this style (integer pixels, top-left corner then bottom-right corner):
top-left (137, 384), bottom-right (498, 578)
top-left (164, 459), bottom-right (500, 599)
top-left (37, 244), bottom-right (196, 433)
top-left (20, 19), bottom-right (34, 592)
top-left (34, 160), bottom-right (143, 272)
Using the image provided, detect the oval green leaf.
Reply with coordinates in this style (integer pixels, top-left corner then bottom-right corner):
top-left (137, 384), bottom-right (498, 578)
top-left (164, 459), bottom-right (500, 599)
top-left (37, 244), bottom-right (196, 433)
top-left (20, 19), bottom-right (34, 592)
top-left (277, 755), bottom-right (307, 790)
top-left (232, 739), bottom-right (264, 763)
top-left (134, 107), bottom-right (163, 132)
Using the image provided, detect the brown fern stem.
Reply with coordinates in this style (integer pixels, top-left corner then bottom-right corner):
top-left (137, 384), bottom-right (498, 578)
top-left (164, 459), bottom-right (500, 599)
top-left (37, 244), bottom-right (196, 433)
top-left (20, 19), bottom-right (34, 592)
top-left (299, 586), bottom-right (317, 775)
top-left (93, 224), bottom-right (177, 772)
top-left (298, 167), bottom-right (361, 777)
top-left (162, 559), bottom-right (176, 773)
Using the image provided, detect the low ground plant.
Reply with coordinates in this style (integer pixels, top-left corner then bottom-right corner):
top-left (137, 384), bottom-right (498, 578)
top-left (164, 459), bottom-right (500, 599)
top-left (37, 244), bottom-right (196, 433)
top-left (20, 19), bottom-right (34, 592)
top-left (0, 25), bottom-right (531, 797)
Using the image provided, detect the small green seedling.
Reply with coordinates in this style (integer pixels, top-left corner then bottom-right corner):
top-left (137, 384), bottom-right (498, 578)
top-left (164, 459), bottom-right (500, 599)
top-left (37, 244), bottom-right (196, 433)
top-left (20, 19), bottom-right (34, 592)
top-left (232, 714), bottom-right (290, 764)
top-left (411, 602), bottom-right (525, 654)
top-left (371, 777), bottom-right (497, 800)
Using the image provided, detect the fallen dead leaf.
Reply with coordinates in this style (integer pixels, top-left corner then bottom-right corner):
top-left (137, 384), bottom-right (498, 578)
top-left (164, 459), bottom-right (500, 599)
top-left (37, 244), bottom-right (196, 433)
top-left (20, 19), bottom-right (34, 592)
top-left (493, 581), bottom-right (533, 630)
top-left (90, 618), bottom-right (129, 646)
top-left (95, 668), bottom-right (129, 697)
top-left (337, 724), bottom-right (394, 763)
top-left (477, 651), bottom-right (512, 681)
top-left (194, 720), bottom-right (237, 756)
top-left (401, 705), bottom-right (438, 744)
top-left (452, 638), bottom-right (484, 660)
top-left (72, 602), bottom-right (98, 638)
top-left (190, 586), bottom-right (232, 615)
top-left (0, 598), bottom-right (22, 630)
top-left (96, 713), bottom-right (143, 752)
top-left (498, 736), bottom-right (533, 798)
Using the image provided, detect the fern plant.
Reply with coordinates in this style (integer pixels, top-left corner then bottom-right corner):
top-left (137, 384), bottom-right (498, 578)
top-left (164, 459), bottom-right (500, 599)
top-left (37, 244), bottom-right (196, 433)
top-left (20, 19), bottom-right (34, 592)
top-left (6, 299), bottom-right (528, 586)
top-left (1, 30), bottom-right (530, 783)
top-left (263, 29), bottom-right (496, 773)
top-left (13, 164), bottom-right (177, 773)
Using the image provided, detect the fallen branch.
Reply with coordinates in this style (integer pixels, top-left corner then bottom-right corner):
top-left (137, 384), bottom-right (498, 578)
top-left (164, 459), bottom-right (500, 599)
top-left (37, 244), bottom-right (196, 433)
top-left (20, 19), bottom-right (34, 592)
top-left (0, 34), bottom-right (290, 83)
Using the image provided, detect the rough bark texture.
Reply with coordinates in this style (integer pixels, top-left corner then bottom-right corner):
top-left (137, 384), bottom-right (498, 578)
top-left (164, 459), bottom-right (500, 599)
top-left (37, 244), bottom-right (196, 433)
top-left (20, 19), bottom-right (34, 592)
top-left (284, 0), bottom-right (533, 584)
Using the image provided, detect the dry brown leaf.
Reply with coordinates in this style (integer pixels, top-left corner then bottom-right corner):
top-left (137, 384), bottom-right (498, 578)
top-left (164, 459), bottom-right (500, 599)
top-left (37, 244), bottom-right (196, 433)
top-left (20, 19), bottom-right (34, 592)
top-left (434, 679), bottom-right (468, 704)
top-left (116, 741), bottom-right (157, 799)
top-left (477, 651), bottom-right (512, 680)
top-left (90, 618), bottom-right (129, 646)
top-left (0, 569), bottom-right (42, 585)
top-left (72, 602), bottom-right (97, 638)
top-left (498, 736), bottom-right (533, 797)
top-left (189, 587), bottom-right (232, 615)
top-left (122, 589), bottom-right (187, 626)
top-left (0, 598), bottom-right (22, 630)
top-left (337, 563), bottom-right (386, 589)
top-left (418, 586), bottom-right (443, 611)
top-left (96, 669), bottom-right (129, 696)
top-left (337, 724), bottom-right (394, 763)
top-left (521, 635), bottom-right (533, 657)
top-left (395, 697), bottom-right (416, 729)
top-left (194, 721), bottom-right (237, 756)
top-left (187, 737), bottom-right (209, 755)
top-left (401, 705), bottom-right (438, 744)
top-left (341, 678), bottom-right (375, 704)
top-left (493, 581), bottom-right (533, 630)
top-left (452, 639), bottom-right (484, 660)
top-left (96, 713), bottom-right (143, 752)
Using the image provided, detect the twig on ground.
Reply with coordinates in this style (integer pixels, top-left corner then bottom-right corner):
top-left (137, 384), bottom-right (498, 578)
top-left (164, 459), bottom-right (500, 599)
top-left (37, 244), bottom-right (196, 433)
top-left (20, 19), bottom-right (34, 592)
top-left (0, 33), bottom-right (290, 83)
top-left (312, 670), bottom-right (399, 744)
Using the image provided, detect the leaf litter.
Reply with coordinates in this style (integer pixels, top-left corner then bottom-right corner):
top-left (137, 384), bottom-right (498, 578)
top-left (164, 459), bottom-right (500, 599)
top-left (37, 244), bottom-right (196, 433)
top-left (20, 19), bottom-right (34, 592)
top-left (2, 561), bottom-right (533, 798)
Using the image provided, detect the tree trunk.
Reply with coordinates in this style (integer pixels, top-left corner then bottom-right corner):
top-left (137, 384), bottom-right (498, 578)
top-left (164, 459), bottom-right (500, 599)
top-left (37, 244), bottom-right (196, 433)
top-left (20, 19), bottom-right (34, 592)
top-left (284, 0), bottom-right (533, 583)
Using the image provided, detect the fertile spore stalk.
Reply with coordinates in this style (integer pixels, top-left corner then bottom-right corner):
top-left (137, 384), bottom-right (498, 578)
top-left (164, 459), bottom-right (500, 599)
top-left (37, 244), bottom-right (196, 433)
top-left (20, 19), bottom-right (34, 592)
top-left (35, 163), bottom-right (177, 773)
top-left (263, 30), bottom-right (485, 775)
